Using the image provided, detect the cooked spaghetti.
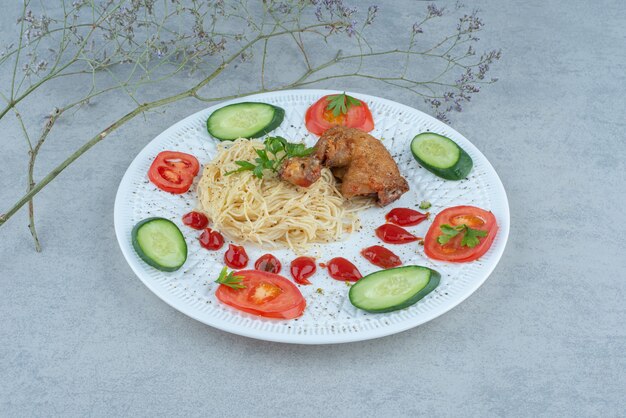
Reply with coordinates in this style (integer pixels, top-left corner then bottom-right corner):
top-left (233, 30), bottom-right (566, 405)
top-left (197, 139), bottom-right (371, 251)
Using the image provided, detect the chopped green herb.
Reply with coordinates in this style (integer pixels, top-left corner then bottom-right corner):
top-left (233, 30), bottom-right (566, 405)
top-left (214, 266), bottom-right (246, 289)
top-left (225, 136), bottom-right (316, 179)
top-left (326, 92), bottom-right (362, 117)
top-left (437, 224), bottom-right (488, 248)
top-left (419, 200), bottom-right (432, 210)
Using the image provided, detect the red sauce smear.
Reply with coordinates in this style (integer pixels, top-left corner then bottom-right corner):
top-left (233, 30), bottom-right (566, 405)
top-left (182, 211), bottom-right (209, 230)
top-left (385, 208), bottom-right (428, 227)
top-left (361, 245), bottom-right (402, 268)
top-left (198, 228), bottom-right (224, 250)
top-left (255, 254), bottom-right (282, 274)
top-left (376, 224), bottom-right (419, 244)
top-left (327, 257), bottom-right (362, 282)
top-left (224, 244), bottom-right (248, 269)
top-left (290, 256), bottom-right (316, 285)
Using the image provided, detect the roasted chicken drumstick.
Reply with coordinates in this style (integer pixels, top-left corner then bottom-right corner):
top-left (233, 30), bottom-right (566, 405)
top-left (279, 126), bottom-right (409, 206)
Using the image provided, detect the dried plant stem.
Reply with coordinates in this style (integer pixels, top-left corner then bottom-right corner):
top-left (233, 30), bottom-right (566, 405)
top-left (14, 108), bottom-right (42, 251)
top-left (1, 31), bottom-right (261, 227)
top-left (1, 93), bottom-right (188, 227)
top-left (0, 2), bottom-right (501, 250)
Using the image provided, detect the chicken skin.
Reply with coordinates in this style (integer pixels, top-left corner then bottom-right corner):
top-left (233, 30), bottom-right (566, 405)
top-left (279, 126), bottom-right (409, 206)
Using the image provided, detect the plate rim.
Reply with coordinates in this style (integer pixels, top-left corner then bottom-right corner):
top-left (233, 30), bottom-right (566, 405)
top-left (114, 88), bottom-right (510, 344)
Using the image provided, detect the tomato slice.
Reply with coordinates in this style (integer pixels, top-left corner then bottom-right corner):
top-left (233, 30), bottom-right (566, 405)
top-left (255, 254), bottom-right (282, 274)
top-left (304, 95), bottom-right (375, 136)
top-left (215, 270), bottom-right (306, 319)
top-left (424, 205), bottom-right (498, 262)
top-left (148, 151), bottom-right (200, 194)
top-left (361, 245), bottom-right (402, 268)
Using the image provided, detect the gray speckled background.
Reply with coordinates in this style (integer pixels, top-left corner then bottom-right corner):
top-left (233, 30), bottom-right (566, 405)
top-left (1, 1), bottom-right (625, 417)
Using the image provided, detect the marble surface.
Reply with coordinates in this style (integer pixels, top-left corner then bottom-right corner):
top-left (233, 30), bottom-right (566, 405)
top-left (1, 1), bottom-right (625, 416)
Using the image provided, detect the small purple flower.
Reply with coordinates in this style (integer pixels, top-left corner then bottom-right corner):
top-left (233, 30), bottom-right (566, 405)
top-left (277, 2), bottom-right (290, 14)
top-left (427, 4), bottom-right (445, 17)
top-left (346, 19), bottom-right (357, 36)
top-left (315, 6), bottom-right (323, 21)
top-left (365, 5), bottom-right (378, 25)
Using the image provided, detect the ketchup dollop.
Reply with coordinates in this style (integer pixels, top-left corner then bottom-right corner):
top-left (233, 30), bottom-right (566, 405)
top-left (290, 256), bottom-right (316, 285)
top-left (375, 224), bottom-right (419, 244)
top-left (182, 211), bottom-right (209, 230)
top-left (361, 245), bottom-right (402, 269)
top-left (224, 244), bottom-right (249, 269)
top-left (255, 254), bottom-right (282, 274)
top-left (385, 208), bottom-right (428, 227)
top-left (199, 228), bottom-right (224, 250)
top-left (327, 257), bottom-right (362, 282)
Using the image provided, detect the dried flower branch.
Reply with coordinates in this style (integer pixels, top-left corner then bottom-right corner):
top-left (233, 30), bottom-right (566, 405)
top-left (0, 0), bottom-right (500, 250)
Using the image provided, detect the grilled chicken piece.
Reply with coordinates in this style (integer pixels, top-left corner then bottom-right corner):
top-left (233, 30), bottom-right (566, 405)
top-left (278, 156), bottom-right (321, 188)
top-left (279, 126), bottom-right (409, 206)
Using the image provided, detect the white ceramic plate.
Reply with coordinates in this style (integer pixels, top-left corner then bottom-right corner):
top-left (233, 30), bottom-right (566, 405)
top-left (114, 89), bottom-right (510, 344)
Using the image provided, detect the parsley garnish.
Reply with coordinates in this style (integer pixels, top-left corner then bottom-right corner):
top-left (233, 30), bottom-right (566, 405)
top-left (437, 224), bottom-right (488, 248)
top-left (214, 266), bottom-right (246, 289)
top-left (225, 136), bottom-right (316, 179)
top-left (326, 92), bottom-right (361, 117)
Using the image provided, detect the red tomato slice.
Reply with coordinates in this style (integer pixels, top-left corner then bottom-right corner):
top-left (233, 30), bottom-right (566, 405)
top-left (361, 245), bottom-right (402, 268)
top-left (304, 95), bottom-right (375, 136)
top-left (148, 151), bottom-right (200, 194)
top-left (424, 205), bottom-right (498, 262)
top-left (215, 270), bottom-right (306, 319)
top-left (255, 254), bottom-right (282, 274)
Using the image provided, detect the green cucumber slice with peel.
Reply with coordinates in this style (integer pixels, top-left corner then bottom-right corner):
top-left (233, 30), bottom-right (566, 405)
top-left (132, 217), bottom-right (187, 272)
top-left (410, 132), bottom-right (473, 180)
top-left (206, 102), bottom-right (285, 141)
top-left (349, 265), bottom-right (440, 313)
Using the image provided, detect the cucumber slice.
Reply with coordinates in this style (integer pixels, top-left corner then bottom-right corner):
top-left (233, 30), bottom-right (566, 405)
top-left (206, 102), bottom-right (285, 141)
top-left (132, 218), bottom-right (187, 272)
top-left (411, 132), bottom-right (473, 180)
top-left (349, 266), bottom-right (440, 313)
